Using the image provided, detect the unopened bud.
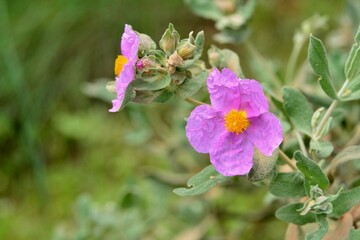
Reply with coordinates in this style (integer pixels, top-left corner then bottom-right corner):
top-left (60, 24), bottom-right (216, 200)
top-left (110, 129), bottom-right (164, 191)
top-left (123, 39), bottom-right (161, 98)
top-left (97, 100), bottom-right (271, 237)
top-left (136, 56), bottom-right (160, 77)
top-left (207, 45), bottom-right (222, 67)
top-left (177, 42), bottom-right (196, 60)
top-left (168, 51), bottom-right (184, 72)
top-left (159, 23), bottom-right (180, 56)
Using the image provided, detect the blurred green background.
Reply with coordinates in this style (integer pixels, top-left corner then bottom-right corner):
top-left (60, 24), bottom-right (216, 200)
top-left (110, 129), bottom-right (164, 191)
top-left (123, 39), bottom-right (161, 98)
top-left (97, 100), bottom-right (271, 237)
top-left (0, 0), bottom-right (352, 239)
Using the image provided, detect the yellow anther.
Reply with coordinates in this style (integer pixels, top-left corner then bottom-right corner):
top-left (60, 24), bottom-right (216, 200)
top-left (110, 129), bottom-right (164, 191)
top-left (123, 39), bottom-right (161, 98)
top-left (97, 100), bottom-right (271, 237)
top-left (114, 55), bottom-right (128, 76)
top-left (224, 110), bottom-right (249, 134)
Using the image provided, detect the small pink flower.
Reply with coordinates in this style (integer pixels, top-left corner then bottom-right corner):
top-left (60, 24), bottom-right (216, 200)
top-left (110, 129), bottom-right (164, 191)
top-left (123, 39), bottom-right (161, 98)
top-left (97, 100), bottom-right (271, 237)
top-left (109, 24), bottom-right (140, 112)
top-left (186, 68), bottom-right (283, 176)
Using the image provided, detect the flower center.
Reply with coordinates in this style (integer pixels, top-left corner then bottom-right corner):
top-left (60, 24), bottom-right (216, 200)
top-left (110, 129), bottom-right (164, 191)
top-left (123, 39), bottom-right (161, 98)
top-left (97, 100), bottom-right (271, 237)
top-left (114, 55), bottom-right (128, 76)
top-left (224, 110), bottom-right (249, 134)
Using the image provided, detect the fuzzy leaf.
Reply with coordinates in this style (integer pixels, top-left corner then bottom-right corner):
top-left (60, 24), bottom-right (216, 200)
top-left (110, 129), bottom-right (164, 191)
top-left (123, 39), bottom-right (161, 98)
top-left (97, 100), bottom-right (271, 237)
top-left (308, 35), bottom-right (337, 99)
top-left (269, 172), bottom-right (307, 198)
top-left (282, 87), bottom-right (313, 135)
top-left (330, 186), bottom-right (360, 218)
top-left (294, 151), bottom-right (329, 196)
top-left (345, 26), bottom-right (360, 81)
top-left (350, 228), bottom-right (360, 239)
top-left (309, 139), bottom-right (334, 159)
top-left (275, 203), bottom-right (316, 225)
top-left (326, 145), bottom-right (360, 174)
top-left (133, 73), bottom-right (171, 91)
top-left (174, 70), bottom-right (207, 99)
top-left (184, 0), bottom-right (222, 21)
top-left (305, 214), bottom-right (328, 240)
top-left (173, 165), bottom-right (231, 196)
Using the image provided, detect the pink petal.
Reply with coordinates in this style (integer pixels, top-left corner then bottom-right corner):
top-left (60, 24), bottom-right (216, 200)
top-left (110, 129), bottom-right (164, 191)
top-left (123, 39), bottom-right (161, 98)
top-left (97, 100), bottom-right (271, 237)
top-left (109, 63), bottom-right (136, 112)
top-left (209, 132), bottom-right (254, 176)
top-left (245, 112), bottom-right (283, 156)
top-left (207, 68), bottom-right (241, 113)
top-left (185, 105), bottom-right (225, 153)
top-left (121, 24), bottom-right (140, 62)
top-left (238, 80), bottom-right (269, 118)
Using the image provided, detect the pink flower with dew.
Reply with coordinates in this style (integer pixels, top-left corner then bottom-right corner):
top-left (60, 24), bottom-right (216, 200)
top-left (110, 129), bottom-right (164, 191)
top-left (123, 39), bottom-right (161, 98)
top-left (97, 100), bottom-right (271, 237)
top-left (109, 24), bottom-right (140, 112)
top-left (185, 68), bottom-right (283, 176)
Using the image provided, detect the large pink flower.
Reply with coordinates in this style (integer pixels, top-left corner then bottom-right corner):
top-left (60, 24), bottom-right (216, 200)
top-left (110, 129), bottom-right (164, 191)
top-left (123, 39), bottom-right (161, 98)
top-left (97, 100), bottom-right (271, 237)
top-left (109, 24), bottom-right (140, 112)
top-left (186, 68), bottom-right (283, 176)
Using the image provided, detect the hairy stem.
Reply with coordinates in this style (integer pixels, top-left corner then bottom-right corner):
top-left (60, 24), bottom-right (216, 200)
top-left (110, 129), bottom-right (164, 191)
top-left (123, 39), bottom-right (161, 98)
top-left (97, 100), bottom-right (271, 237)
top-left (285, 34), bottom-right (305, 84)
top-left (314, 79), bottom-right (350, 139)
top-left (279, 149), bottom-right (298, 171)
top-left (185, 97), bottom-right (209, 106)
top-left (294, 130), bottom-right (308, 157)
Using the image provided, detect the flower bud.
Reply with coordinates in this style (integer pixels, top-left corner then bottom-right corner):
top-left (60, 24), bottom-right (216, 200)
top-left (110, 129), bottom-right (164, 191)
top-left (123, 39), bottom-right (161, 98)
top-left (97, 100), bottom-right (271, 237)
top-left (159, 23), bottom-right (180, 56)
top-left (167, 51), bottom-right (184, 74)
top-left (136, 56), bottom-right (160, 77)
top-left (137, 33), bottom-right (156, 56)
top-left (207, 45), bottom-right (222, 68)
top-left (215, 0), bottom-right (236, 14)
top-left (177, 39), bottom-right (196, 60)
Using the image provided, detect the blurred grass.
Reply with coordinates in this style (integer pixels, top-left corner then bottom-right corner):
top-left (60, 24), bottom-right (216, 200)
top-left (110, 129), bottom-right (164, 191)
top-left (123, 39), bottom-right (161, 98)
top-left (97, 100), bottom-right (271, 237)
top-left (0, 0), bottom-right (351, 239)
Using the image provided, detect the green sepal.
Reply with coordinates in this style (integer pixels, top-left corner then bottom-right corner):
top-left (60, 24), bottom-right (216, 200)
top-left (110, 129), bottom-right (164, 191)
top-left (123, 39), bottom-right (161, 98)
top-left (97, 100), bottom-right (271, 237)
top-left (282, 86), bottom-right (313, 136)
top-left (275, 203), bottom-right (316, 225)
top-left (133, 88), bottom-right (173, 104)
top-left (247, 148), bottom-right (278, 182)
top-left (174, 61), bottom-right (208, 99)
top-left (294, 151), bottom-right (329, 196)
top-left (308, 35), bottom-right (337, 99)
top-left (137, 32), bottom-right (157, 57)
top-left (133, 72), bottom-right (171, 91)
top-left (269, 172), bottom-right (307, 198)
top-left (173, 165), bottom-right (231, 196)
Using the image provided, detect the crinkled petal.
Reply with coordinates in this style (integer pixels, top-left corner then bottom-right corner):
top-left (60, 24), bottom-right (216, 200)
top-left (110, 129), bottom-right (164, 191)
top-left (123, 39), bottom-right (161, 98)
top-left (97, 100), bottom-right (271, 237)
top-left (209, 132), bottom-right (254, 176)
top-left (207, 68), bottom-right (242, 113)
top-left (185, 105), bottom-right (225, 153)
top-left (238, 80), bottom-right (269, 118)
top-left (121, 24), bottom-right (140, 62)
top-left (245, 112), bottom-right (283, 156)
top-left (109, 62), bottom-right (135, 112)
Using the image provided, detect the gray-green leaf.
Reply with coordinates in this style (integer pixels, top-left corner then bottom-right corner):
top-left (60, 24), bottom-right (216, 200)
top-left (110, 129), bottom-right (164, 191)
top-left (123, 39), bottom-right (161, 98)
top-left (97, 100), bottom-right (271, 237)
top-left (305, 214), bottom-right (328, 240)
top-left (173, 165), bottom-right (231, 196)
top-left (345, 26), bottom-right (360, 81)
top-left (275, 203), bottom-right (316, 225)
top-left (294, 151), bottom-right (329, 196)
top-left (330, 186), bottom-right (360, 218)
top-left (308, 35), bottom-right (337, 99)
top-left (309, 139), bottom-right (334, 159)
top-left (282, 86), bottom-right (313, 135)
top-left (269, 172), bottom-right (307, 198)
top-left (326, 145), bottom-right (360, 174)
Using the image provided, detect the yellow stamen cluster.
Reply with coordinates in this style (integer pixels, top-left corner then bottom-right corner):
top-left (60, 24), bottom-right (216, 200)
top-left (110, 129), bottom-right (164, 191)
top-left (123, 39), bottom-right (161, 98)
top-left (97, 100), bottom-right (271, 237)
top-left (114, 55), bottom-right (128, 76)
top-left (224, 110), bottom-right (249, 134)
